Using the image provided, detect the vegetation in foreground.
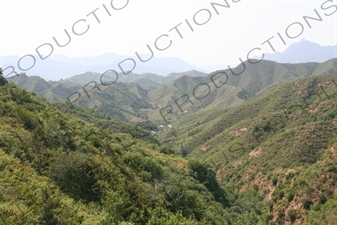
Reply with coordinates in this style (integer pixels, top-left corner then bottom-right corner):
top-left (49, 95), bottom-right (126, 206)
top-left (2, 66), bottom-right (337, 224)
top-left (0, 71), bottom-right (271, 224)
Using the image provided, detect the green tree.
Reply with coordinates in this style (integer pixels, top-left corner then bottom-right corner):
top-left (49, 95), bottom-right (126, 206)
top-left (0, 68), bottom-right (8, 86)
top-left (188, 159), bottom-right (230, 207)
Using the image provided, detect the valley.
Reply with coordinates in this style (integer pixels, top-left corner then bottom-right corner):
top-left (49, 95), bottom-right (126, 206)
top-left (1, 43), bottom-right (337, 224)
top-left (2, 0), bottom-right (337, 222)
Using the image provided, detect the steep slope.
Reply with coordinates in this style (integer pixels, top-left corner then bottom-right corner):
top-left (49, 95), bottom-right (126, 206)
top-left (123, 72), bottom-right (168, 84)
top-left (64, 71), bottom-right (107, 85)
top-left (157, 73), bottom-right (337, 224)
top-left (148, 75), bottom-right (244, 123)
top-left (1, 74), bottom-right (243, 224)
top-left (7, 73), bottom-right (52, 93)
top-left (65, 70), bottom-right (207, 89)
top-left (148, 59), bottom-right (336, 124)
top-left (71, 82), bottom-right (153, 122)
top-left (10, 59), bottom-right (337, 127)
top-left (166, 70), bottom-right (208, 80)
top-left (7, 74), bottom-right (83, 102)
top-left (208, 58), bottom-right (337, 97)
top-left (3, 67), bottom-right (337, 224)
top-left (132, 78), bottom-right (163, 91)
top-left (7, 74), bottom-right (154, 122)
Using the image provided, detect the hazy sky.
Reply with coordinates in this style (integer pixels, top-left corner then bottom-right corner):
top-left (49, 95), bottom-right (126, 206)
top-left (1, 0), bottom-right (336, 68)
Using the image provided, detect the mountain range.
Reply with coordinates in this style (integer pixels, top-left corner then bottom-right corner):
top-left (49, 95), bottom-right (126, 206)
top-left (7, 58), bottom-right (337, 124)
top-left (2, 56), bottom-right (337, 224)
top-left (159, 72), bottom-right (337, 224)
top-left (0, 74), bottom-right (236, 224)
top-left (2, 37), bottom-right (337, 224)
top-left (0, 53), bottom-right (204, 81)
top-left (260, 39), bottom-right (337, 63)
top-left (2, 39), bottom-right (336, 82)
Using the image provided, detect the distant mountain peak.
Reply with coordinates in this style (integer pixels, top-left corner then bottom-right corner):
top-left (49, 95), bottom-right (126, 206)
top-left (289, 39), bottom-right (320, 48)
top-left (299, 39), bottom-right (314, 44)
top-left (260, 40), bottom-right (336, 63)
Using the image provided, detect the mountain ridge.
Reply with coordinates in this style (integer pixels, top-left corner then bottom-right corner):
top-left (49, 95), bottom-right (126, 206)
top-left (2, 58), bottom-right (337, 224)
top-left (1, 54), bottom-right (204, 81)
top-left (7, 59), bottom-right (337, 124)
top-left (258, 39), bottom-right (337, 63)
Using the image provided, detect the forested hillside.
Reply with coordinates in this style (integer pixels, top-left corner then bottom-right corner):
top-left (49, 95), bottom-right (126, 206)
top-left (3, 60), bottom-right (337, 224)
top-left (8, 59), bottom-right (337, 126)
top-left (0, 71), bottom-right (273, 224)
top-left (158, 73), bottom-right (337, 224)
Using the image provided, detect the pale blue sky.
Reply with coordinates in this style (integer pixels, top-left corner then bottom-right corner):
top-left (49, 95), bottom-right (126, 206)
top-left (1, 0), bottom-right (336, 67)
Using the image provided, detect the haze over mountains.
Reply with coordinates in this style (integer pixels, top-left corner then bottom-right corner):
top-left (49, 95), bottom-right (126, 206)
top-left (2, 37), bottom-right (337, 224)
top-left (260, 39), bottom-right (337, 63)
top-left (0, 53), bottom-right (204, 81)
top-left (2, 40), bottom-right (336, 82)
top-left (3, 57), bottom-right (337, 224)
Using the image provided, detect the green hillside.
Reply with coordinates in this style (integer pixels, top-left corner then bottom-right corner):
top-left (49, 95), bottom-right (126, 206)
top-left (0, 70), bottom-right (277, 225)
top-left (132, 78), bottom-right (163, 91)
top-left (9, 59), bottom-right (337, 126)
top-left (65, 70), bottom-right (207, 89)
top-left (148, 75), bottom-right (244, 123)
top-left (9, 74), bottom-right (153, 122)
top-left (206, 58), bottom-right (337, 97)
top-left (72, 82), bottom-right (153, 122)
top-left (165, 70), bottom-right (207, 81)
top-left (3, 61), bottom-right (337, 224)
top-left (65, 71), bottom-right (112, 85)
top-left (157, 73), bottom-right (337, 224)
top-left (8, 74), bottom-right (83, 102)
top-left (147, 59), bottom-right (337, 122)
